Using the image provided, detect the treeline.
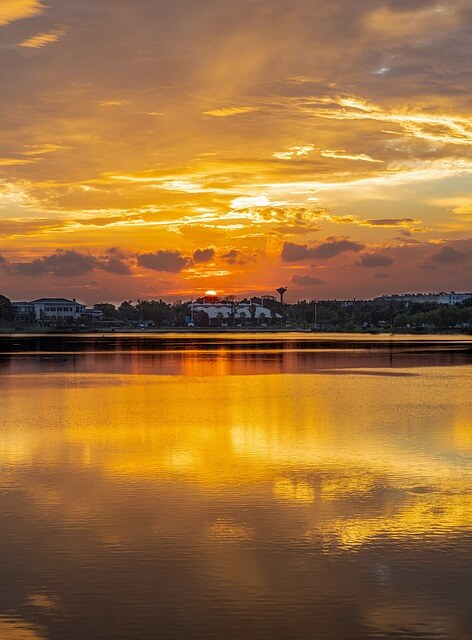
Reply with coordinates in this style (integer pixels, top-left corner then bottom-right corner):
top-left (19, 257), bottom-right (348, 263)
top-left (1, 294), bottom-right (472, 331)
top-left (94, 300), bottom-right (187, 325)
top-left (272, 297), bottom-right (472, 331)
top-left (95, 296), bottom-right (472, 331)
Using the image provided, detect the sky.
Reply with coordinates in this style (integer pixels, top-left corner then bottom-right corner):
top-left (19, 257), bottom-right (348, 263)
top-left (0, 0), bottom-right (471, 304)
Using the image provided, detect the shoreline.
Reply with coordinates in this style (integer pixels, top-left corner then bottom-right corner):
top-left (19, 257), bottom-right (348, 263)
top-left (0, 328), bottom-right (471, 338)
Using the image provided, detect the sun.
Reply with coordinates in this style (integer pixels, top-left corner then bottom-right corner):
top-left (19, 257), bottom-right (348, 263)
top-left (205, 290), bottom-right (217, 296)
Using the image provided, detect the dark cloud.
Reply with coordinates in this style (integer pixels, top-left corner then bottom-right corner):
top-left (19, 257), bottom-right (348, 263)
top-left (365, 218), bottom-right (416, 227)
top-left (312, 238), bottom-right (365, 259)
top-left (393, 235), bottom-right (420, 244)
top-left (281, 238), bottom-right (364, 262)
top-left (292, 274), bottom-right (326, 286)
top-left (192, 248), bottom-right (215, 263)
top-left (8, 249), bottom-right (98, 277)
top-left (356, 253), bottom-right (394, 268)
top-left (222, 249), bottom-right (248, 265)
top-left (4, 248), bottom-right (134, 277)
top-left (137, 250), bottom-right (189, 273)
top-left (426, 245), bottom-right (471, 266)
top-left (281, 243), bottom-right (317, 262)
top-left (99, 248), bottom-right (133, 275)
top-left (222, 249), bottom-right (239, 264)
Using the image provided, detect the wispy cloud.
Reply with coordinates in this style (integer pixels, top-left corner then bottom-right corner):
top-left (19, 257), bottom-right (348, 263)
top-left (320, 150), bottom-right (383, 163)
top-left (204, 106), bottom-right (259, 117)
top-left (20, 144), bottom-right (70, 156)
top-left (0, 157), bottom-right (39, 166)
top-left (99, 99), bottom-right (130, 107)
top-left (293, 95), bottom-right (472, 147)
top-left (429, 197), bottom-right (472, 216)
top-left (273, 145), bottom-right (314, 160)
top-left (21, 27), bottom-right (67, 49)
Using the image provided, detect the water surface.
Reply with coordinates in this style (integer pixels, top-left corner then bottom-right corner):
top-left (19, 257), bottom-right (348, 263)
top-left (0, 334), bottom-right (471, 639)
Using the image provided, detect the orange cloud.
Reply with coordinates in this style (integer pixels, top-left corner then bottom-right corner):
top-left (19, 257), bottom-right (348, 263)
top-left (204, 106), bottom-right (259, 117)
top-left (20, 27), bottom-right (67, 48)
top-left (0, 0), bottom-right (43, 26)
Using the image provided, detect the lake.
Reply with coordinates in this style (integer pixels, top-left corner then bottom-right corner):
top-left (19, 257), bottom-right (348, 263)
top-left (0, 334), bottom-right (471, 639)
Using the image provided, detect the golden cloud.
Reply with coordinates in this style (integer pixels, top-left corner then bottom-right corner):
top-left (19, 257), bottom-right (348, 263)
top-left (320, 150), bottom-right (383, 163)
top-left (20, 144), bottom-right (70, 156)
top-left (20, 27), bottom-right (67, 49)
top-left (0, 157), bottom-right (39, 166)
top-left (99, 99), bottom-right (130, 107)
top-left (0, 0), bottom-right (42, 26)
top-left (430, 197), bottom-right (472, 216)
top-left (296, 95), bottom-right (472, 147)
top-left (204, 106), bottom-right (259, 117)
top-left (273, 145), bottom-right (315, 160)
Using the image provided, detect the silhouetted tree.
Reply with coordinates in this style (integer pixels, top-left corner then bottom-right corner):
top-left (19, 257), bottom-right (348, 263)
top-left (94, 303), bottom-right (118, 320)
top-left (0, 295), bottom-right (13, 323)
top-left (117, 301), bottom-right (138, 322)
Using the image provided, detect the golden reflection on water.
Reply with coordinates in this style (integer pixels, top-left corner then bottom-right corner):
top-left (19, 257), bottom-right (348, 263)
top-left (0, 363), bottom-right (471, 549)
top-left (0, 618), bottom-right (44, 640)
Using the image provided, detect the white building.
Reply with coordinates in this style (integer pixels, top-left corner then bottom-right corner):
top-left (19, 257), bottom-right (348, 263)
top-left (187, 293), bottom-right (281, 326)
top-left (12, 298), bottom-right (86, 321)
top-left (375, 292), bottom-right (472, 305)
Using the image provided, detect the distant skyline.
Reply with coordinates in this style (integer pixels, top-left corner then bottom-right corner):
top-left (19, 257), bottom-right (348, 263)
top-left (0, 0), bottom-right (471, 304)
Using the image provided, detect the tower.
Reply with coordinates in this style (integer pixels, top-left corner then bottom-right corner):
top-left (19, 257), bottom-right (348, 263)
top-left (276, 287), bottom-right (287, 304)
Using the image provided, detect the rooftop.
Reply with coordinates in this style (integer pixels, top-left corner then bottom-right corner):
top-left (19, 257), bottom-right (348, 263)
top-left (29, 298), bottom-right (85, 304)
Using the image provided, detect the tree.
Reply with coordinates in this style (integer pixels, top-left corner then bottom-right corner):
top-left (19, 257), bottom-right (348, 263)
top-left (94, 303), bottom-right (118, 320)
top-left (117, 301), bottom-right (138, 322)
top-left (135, 299), bottom-right (173, 325)
top-left (393, 313), bottom-right (410, 328)
top-left (0, 295), bottom-right (13, 323)
top-left (194, 310), bottom-right (209, 327)
top-left (171, 301), bottom-right (189, 327)
top-left (228, 301), bottom-right (237, 327)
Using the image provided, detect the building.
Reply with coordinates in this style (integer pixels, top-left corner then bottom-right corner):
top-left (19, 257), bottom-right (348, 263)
top-left (374, 291), bottom-right (472, 305)
top-left (82, 307), bottom-right (104, 320)
top-left (12, 298), bottom-right (87, 322)
top-left (187, 292), bottom-right (281, 326)
top-left (11, 302), bottom-right (35, 322)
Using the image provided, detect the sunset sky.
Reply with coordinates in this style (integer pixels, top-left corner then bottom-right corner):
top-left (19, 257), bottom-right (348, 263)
top-left (0, 0), bottom-right (471, 303)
